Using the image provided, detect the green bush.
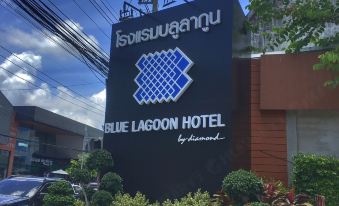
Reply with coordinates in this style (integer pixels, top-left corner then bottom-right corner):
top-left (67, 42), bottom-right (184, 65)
top-left (162, 190), bottom-right (219, 206)
top-left (222, 170), bottom-right (263, 204)
top-left (246, 202), bottom-right (269, 206)
top-left (69, 168), bottom-right (92, 184)
top-left (74, 200), bottom-right (85, 206)
top-left (292, 153), bottom-right (339, 206)
top-left (86, 149), bottom-right (113, 178)
top-left (100, 172), bottom-right (123, 196)
top-left (112, 192), bottom-right (160, 206)
top-left (80, 187), bottom-right (96, 202)
top-left (43, 181), bottom-right (75, 206)
top-left (91, 190), bottom-right (113, 206)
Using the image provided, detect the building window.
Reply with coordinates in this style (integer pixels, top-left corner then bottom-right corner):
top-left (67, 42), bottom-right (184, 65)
top-left (0, 150), bottom-right (9, 179)
top-left (13, 126), bottom-right (39, 175)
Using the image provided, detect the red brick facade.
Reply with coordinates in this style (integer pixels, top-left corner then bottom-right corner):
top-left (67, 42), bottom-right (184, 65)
top-left (250, 59), bottom-right (288, 184)
top-left (0, 114), bottom-right (17, 177)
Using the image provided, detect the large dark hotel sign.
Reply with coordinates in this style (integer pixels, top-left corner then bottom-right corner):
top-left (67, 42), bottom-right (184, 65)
top-left (105, 0), bottom-right (233, 200)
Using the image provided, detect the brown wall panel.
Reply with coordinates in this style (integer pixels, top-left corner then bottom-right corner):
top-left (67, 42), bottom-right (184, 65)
top-left (251, 150), bottom-right (287, 159)
top-left (251, 165), bottom-right (287, 172)
top-left (252, 137), bottom-right (286, 145)
top-left (260, 51), bottom-right (339, 110)
top-left (250, 59), bottom-right (288, 185)
top-left (251, 144), bottom-right (287, 152)
top-left (251, 131), bottom-right (286, 138)
top-left (251, 123), bottom-right (286, 131)
top-left (231, 59), bottom-right (251, 171)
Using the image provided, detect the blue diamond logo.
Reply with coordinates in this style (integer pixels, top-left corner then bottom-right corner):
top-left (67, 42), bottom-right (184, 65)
top-left (134, 48), bottom-right (194, 105)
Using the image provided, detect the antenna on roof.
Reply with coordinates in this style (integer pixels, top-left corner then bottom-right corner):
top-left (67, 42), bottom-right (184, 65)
top-left (163, 0), bottom-right (176, 8)
top-left (137, 0), bottom-right (159, 12)
top-left (119, 1), bottom-right (147, 21)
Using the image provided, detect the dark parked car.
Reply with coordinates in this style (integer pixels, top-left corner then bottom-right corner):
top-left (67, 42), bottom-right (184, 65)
top-left (0, 176), bottom-right (74, 206)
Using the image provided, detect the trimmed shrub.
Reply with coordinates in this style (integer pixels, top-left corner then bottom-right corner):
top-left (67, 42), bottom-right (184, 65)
top-left (246, 202), bottom-right (269, 206)
top-left (162, 190), bottom-right (219, 206)
top-left (91, 190), bottom-right (113, 206)
top-left (43, 181), bottom-right (75, 206)
top-left (100, 172), bottom-right (123, 196)
top-left (80, 187), bottom-right (96, 202)
top-left (292, 153), bottom-right (339, 206)
top-left (86, 149), bottom-right (113, 177)
top-left (69, 168), bottom-right (92, 185)
top-left (222, 170), bottom-right (263, 204)
top-left (74, 200), bottom-right (85, 206)
top-left (112, 192), bottom-right (160, 206)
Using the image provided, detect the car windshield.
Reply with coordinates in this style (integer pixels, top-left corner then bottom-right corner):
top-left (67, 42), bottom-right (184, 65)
top-left (0, 178), bottom-right (43, 198)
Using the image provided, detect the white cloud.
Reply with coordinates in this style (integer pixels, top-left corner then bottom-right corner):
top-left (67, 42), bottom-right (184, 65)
top-left (0, 52), bottom-right (105, 129)
top-left (0, 28), bottom-right (65, 56)
top-left (0, 51), bottom-right (41, 74)
top-left (0, 19), bottom-right (101, 58)
top-left (3, 71), bottom-right (35, 85)
top-left (90, 89), bottom-right (106, 106)
top-left (0, 52), bottom-right (39, 89)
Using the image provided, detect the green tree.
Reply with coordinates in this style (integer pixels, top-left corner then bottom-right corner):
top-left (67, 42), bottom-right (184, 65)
top-left (99, 172), bottom-right (123, 196)
top-left (67, 154), bottom-right (95, 206)
top-left (66, 153), bottom-right (97, 180)
top-left (247, 0), bottom-right (338, 87)
top-left (69, 168), bottom-right (91, 206)
top-left (91, 190), bottom-right (113, 206)
top-left (43, 181), bottom-right (75, 206)
top-left (86, 149), bottom-right (114, 179)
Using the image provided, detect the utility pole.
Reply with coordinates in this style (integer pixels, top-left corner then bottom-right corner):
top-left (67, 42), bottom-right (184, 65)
top-left (152, 0), bottom-right (158, 12)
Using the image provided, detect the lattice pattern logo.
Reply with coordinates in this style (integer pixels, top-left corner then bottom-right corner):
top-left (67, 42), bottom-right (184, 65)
top-left (134, 48), bottom-right (194, 105)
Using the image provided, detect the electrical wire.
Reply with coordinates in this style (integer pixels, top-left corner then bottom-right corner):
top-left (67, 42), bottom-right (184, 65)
top-left (106, 0), bottom-right (121, 18)
top-left (44, 0), bottom-right (110, 58)
top-left (72, 0), bottom-right (111, 39)
top-left (0, 1), bottom-right (107, 83)
top-left (0, 81), bottom-right (102, 91)
top-left (0, 54), bottom-right (105, 114)
top-left (0, 45), bottom-right (105, 110)
top-left (7, 0), bottom-right (109, 77)
top-left (0, 65), bottom-right (104, 116)
top-left (88, 0), bottom-right (115, 24)
top-left (97, 0), bottom-right (119, 22)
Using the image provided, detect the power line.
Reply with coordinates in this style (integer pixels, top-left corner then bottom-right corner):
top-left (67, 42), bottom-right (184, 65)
top-left (44, 0), bottom-right (110, 58)
top-left (80, 54), bottom-right (106, 85)
top-left (0, 90), bottom-right (103, 132)
top-left (72, 0), bottom-right (111, 39)
top-left (8, 0), bottom-right (109, 77)
top-left (0, 45), bottom-right (105, 110)
top-left (0, 54), bottom-right (105, 113)
top-left (88, 0), bottom-right (115, 24)
top-left (39, 0), bottom-right (110, 59)
top-left (56, 82), bottom-right (102, 87)
top-left (0, 1), bottom-right (107, 83)
top-left (0, 65), bottom-right (104, 116)
top-left (105, 0), bottom-right (122, 19)
top-left (1, 1), bottom-right (80, 57)
top-left (97, 0), bottom-right (119, 22)
top-left (0, 88), bottom-right (40, 91)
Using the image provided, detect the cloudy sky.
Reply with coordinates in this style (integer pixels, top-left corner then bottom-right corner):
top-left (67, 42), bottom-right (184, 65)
top-left (0, 0), bottom-right (249, 129)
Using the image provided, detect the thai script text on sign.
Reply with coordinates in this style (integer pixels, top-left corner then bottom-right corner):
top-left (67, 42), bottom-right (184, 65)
top-left (115, 10), bottom-right (221, 48)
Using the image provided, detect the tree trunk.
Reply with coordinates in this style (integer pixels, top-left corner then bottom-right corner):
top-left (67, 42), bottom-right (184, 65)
top-left (80, 183), bottom-right (89, 206)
